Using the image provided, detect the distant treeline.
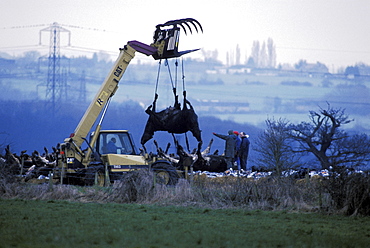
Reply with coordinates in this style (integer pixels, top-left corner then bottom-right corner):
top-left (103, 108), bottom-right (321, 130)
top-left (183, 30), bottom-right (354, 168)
top-left (0, 99), bottom-right (260, 157)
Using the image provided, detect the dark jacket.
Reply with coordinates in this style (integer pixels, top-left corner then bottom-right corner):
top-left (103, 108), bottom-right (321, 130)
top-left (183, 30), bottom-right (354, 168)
top-left (213, 130), bottom-right (237, 158)
top-left (235, 135), bottom-right (241, 155)
top-left (239, 136), bottom-right (250, 157)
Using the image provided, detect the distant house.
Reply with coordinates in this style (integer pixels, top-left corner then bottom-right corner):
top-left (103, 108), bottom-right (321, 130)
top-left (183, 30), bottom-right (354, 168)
top-left (211, 65), bottom-right (252, 75)
top-left (303, 62), bottom-right (329, 74)
top-left (227, 65), bottom-right (252, 74)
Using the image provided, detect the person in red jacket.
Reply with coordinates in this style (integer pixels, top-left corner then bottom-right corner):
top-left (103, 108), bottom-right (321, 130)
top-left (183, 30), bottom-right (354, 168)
top-left (233, 131), bottom-right (241, 170)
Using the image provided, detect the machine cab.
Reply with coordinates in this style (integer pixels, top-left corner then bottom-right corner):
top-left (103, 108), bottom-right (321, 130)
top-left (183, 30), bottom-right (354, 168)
top-left (94, 130), bottom-right (138, 155)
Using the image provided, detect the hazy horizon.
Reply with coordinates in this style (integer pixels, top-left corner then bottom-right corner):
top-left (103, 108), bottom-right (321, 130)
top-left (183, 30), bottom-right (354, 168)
top-left (1, 0), bottom-right (370, 71)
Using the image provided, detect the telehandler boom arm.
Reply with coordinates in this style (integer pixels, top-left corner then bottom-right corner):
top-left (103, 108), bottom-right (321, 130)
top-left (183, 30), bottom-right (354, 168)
top-left (66, 41), bottom-right (156, 148)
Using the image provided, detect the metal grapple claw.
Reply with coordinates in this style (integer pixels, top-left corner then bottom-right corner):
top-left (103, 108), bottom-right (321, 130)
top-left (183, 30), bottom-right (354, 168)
top-left (151, 18), bottom-right (203, 60)
top-left (159, 18), bottom-right (203, 35)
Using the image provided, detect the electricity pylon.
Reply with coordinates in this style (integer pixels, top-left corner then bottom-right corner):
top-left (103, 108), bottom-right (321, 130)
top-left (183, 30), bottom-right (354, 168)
top-left (39, 22), bottom-right (70, 114)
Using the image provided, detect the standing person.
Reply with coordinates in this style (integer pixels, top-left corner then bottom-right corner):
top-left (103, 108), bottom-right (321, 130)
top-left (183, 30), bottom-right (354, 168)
top-left (239, 132), bottom-right (250, 171)
top-left (234, 131), bottom-right (241, 170)
top-left (213, 130), bottom-right (237, 170)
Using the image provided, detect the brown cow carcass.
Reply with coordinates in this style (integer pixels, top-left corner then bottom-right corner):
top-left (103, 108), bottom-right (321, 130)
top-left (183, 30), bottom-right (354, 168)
top-left (141, 97), bottom-right (202, 146)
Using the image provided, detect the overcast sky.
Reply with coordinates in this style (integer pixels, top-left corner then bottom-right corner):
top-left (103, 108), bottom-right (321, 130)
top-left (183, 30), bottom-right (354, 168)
top-left (1, 0), bottom-right (369, 71)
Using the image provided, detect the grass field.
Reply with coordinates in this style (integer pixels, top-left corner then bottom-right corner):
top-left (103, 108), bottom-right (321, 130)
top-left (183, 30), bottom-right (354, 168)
top-left (1, 198), bottom-right (370, 248)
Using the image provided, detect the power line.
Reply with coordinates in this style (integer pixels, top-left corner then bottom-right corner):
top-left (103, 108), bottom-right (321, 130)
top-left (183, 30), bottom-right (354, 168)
top-left (1, 24), bottom-right (49, 29)
top-left (58, 23), bottom-right (122, 34)
top-left (62, 45), bottom-right (118, 55)
top-left (3, 23), bottom-right (370, 59)
top-left (1, 23), bottom-right (121, 34)
top-left (0, 45), bottom-right (46, 50)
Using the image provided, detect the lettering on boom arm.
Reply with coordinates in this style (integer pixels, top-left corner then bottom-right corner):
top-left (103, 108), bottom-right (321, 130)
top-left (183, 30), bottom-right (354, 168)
top-left (114, 65), bottom-right (123, 77)
top-left (95, 65), bottom-right (123, 107)
top-left (96, 91), bottom-right (109, 107)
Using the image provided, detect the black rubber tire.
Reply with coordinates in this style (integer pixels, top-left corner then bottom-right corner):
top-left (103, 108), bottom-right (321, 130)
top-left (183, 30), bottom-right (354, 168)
top-left (151, 162), bottom-right (179, 185)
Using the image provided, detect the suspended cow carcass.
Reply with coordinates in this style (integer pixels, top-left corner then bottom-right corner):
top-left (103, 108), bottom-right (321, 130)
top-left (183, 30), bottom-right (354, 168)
top-left (141, 96), bottom-right (202, 146)
top-left (140, 18), bottom-right (204, 149)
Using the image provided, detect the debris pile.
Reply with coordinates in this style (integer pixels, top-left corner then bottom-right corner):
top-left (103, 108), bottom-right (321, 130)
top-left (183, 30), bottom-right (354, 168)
top-left (0, 145), bottom-right (58, 182)
top-left (1, 141), bottom-right (366, 184)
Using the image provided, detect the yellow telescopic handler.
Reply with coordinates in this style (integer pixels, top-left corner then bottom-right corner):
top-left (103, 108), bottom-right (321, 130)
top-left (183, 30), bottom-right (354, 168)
top-left (56, 19), bottom-right (203, 186)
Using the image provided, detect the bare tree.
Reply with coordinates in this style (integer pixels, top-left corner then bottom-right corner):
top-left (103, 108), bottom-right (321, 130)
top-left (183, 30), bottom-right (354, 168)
top-left (259, 41), bottom-right (267, 68)
top-left (235, 44), bottom-right (241, 65)
top-left (254, 118), bottom-right (301, 174)
top-left (226, 51), bottom-right (230, 67)
top-left (288, 104), bottom-right (370, 169)
top-left (251, 40), bottom-right (260, 68)
top-left (201, 49), bottom-right (219, 62)
top-left (331, 133), bottom-right (370, 168)
top-left (267, 38), bottom-right (276, 68)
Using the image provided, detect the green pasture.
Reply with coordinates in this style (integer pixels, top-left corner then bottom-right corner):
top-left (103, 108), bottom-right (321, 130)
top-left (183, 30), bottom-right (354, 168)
top-left (1, 198), bottom-right (369, 248)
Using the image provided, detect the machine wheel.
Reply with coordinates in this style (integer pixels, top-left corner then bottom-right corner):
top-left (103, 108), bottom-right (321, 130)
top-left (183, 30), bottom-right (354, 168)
top-left (84, 165), bottom-right (105, 186)
top-left (151, 162), bottom-right (179, 185)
